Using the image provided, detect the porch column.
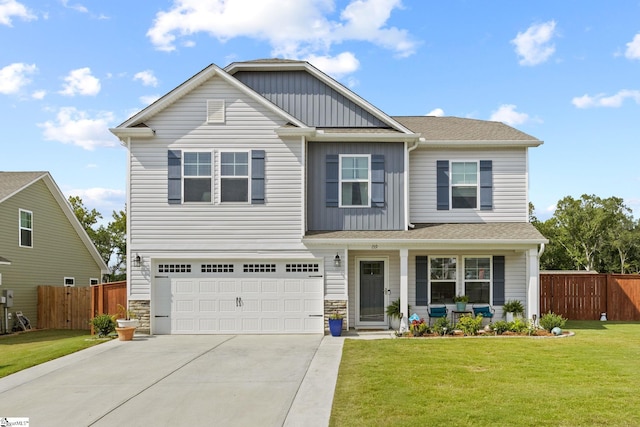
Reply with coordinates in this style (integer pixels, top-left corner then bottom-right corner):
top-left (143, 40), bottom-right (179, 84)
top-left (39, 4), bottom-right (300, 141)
top-left (400, 248), bottom-right (409, 332)
top-left (527, 248), bottom-right (540, 322)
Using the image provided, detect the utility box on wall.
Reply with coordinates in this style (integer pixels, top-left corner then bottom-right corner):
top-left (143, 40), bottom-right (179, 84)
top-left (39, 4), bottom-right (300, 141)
top-left (2, 289), bottom-right (14, 307)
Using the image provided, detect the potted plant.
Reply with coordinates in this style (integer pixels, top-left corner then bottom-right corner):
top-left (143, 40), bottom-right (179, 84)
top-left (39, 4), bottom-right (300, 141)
top-left (503, 299), bottom-right (525, 322)
top-left (113, 304), bottom-right (139, 328)
top-left (328, 312), bottom-right (344, 337)
top-left (385, 298), bottom-right (411, 331)
top-left (453, 294), bottom-right (469, 311)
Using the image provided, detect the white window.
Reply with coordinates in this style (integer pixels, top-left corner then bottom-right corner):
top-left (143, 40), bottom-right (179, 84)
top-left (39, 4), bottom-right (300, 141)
top-left (183, 152), bottom-right (212, 202)
top-left (451, 162), bottom-right (478, 209)
top-left (64, 277), bottom-right (75, 287)
top-left (340, 155), bottom-right (370, 207)
top-left (463, 257), bottom-right (491, 303)
top-left (90, 278), bottom-right (99, 285)
top-left (429, 257), bottom-right (457, 304)
top-left (19, 209), bottom-right (33, 248)
top-left (220, 151), bottom-right (249, 202)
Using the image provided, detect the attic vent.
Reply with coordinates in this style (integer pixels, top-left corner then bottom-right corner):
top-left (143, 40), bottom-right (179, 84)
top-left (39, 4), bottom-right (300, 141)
top-left (207, 99), bottom-right (225, 124)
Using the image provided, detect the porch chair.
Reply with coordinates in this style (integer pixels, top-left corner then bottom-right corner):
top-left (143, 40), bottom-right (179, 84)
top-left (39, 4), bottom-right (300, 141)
top-left (472, 304), bottom-right (495, 325)
top-left (427, 304), bottom-right (448, 326)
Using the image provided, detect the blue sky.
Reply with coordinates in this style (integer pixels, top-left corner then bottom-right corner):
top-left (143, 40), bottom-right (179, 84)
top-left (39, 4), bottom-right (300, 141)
top-left (1, 0), bottom-right (639, 222)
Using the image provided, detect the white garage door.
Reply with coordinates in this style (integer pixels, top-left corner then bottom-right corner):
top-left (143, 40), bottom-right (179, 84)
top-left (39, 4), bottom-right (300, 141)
top-left (153, 261), bottom-right (324, 334)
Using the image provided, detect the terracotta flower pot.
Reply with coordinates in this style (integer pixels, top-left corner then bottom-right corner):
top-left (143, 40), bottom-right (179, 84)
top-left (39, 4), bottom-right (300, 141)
top-left (115, 326), bottom-right (136, 341)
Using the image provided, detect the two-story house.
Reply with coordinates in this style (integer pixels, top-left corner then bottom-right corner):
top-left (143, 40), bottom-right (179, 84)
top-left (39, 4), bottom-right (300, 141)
top-left (110, 59), bottom-right (547, 335)
top-left (0, 172), bottom-right (108, 329)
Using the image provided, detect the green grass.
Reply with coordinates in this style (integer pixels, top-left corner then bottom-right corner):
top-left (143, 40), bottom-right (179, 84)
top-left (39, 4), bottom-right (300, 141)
top-left (0, 329), bottom-right (108, 378)
top-left (330, 321), bottom-right (640, 427)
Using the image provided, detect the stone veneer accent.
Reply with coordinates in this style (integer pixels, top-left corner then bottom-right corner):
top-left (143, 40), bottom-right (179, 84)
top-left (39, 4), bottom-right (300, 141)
top-left (324, 300), bottom-right (347, 332)
top-left (128, 300), bottom-right (150, 334)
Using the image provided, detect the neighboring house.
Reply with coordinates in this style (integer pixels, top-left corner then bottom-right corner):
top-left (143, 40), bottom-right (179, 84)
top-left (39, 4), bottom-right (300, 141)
top-left (110, 59), bottom-right (547, 335)
top-left (0, 172), bottom-right (108, 328)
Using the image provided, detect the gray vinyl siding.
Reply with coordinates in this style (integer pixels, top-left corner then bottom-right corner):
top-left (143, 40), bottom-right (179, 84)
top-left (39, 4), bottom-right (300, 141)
top-left (410, 147), bottom-right (528, 223)
top-left (128, 76), bottom-right (308, 296)
top-left (0, 180), bottom-right (102, 325)
top-left (234, 70), bottom-right (389, 127)
top-left (406, 251), bottom-right (526, 320)
top-left (307, 142), bottom-right (405, 231)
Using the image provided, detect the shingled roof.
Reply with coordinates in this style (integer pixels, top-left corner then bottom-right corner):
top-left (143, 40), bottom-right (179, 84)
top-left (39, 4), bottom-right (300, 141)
top-left (393, 116), bottom-right (540, 142)
top-left (0, 172), bottom-right (48, 202)
top-left (305, 222), bottom-right (547, 243)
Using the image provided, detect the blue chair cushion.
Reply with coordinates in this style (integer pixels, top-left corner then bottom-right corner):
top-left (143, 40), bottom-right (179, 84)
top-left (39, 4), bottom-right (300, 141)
top-left (429, 307), bottom-right (447, 317)
top-left (473, 306), bottom-right (494, 318)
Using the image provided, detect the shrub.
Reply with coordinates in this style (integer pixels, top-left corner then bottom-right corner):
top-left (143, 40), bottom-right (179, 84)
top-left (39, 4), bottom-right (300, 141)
top-left (539, 312), bottom-right (567, 332)
top-left (456, 314), bottom-right (483, 336)
top-left (410, 318), bottom-right (429, 337)
top-left (502, 299), bottom-right (525, 316)
top-left (432, 316), bottom-right (452, 336)
top-left (492, 320), bottom-right (511, 335)
top-left (509, 318), bottom-right (529, 333)
top-left (90, 314), bottom-right (116, 337)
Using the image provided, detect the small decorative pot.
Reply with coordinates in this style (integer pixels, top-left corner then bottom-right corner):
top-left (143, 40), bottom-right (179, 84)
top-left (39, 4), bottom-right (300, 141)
top-left (115, 326), bottom-right (136, 341)
top-left (455, 302), bottom-right (467, 311)
top-left (117, 319), bottom-right (140, 328)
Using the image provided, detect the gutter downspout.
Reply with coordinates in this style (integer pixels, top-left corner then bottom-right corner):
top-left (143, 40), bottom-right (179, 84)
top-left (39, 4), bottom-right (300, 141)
top-left (405, 139), bottom-right (421, 229)
top-left (538, 242), bottom-right (546, 258)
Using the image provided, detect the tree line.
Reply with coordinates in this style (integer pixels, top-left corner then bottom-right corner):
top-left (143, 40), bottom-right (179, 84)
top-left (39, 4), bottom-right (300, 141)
top-left (69, 196), bottom-right (126, 282)
top-left (531, 195), bottom-right (640, 274)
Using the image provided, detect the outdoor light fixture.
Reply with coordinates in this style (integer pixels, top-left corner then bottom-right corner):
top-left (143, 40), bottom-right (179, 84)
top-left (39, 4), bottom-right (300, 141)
top-left (133, 254), bottom-right (141, 268)
top-left (334, 253), bottom-right (341, 267)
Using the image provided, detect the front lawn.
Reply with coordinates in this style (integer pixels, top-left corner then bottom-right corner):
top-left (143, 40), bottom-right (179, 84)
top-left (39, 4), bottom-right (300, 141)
top-left (0, 329), bottom-right (106, 378)
top-left (330, 321), bottom-right (640, 427)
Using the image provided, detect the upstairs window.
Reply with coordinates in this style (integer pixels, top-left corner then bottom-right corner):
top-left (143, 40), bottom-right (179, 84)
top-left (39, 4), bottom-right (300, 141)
top-left (340, 155), bottom-right (370, 207)
top-left (19, 209), bottom-right (33, 247)
top-left (451, 162), bottom-right (478, 209)
top-left (183, 152), bottom-right (212, 202)
top-left (220, 152), bottom-right (249, 202)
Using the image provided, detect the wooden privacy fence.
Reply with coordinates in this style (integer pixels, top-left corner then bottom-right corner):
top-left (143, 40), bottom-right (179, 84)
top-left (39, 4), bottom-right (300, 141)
top-left (37, 281), bottom-right (127, 330)
top-left (37, 285), bottom-right (91, 330)
top-left (91, 280), bottom-right (127, 318)
top-left (540, 274), bottom-right (640, 320)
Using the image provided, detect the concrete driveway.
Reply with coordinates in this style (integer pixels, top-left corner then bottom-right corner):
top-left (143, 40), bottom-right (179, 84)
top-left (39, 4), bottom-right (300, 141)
top-left (0, 334), bottom-right (344, 427)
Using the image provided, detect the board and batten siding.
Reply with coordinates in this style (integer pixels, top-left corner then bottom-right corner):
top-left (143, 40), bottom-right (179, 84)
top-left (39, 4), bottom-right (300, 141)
top-left (307, 142), bottom-right (405, 231)
top-left (234, 70), bottom-right (389, 128)
top-left (128, 76), bottom-right (306, 254)
top-left (0, 180), bottom-right (102, 324)
top-left (410, 147), bottom-right (529, 223)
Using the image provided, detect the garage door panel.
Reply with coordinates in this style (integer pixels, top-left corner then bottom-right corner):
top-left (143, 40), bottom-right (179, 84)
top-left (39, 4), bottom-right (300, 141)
top-left (161, 262), bottom-right (324, 334)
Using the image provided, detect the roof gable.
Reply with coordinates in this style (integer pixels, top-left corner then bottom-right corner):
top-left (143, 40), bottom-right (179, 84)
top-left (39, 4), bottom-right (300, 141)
top-left (112, 63), bottom-right (307, 136)
top-left (0, 172), bottom-right (108, 271)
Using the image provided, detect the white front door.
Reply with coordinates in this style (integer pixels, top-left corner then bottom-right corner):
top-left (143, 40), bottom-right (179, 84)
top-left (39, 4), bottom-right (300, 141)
top-left (357, 259), bottom-right (388, 328)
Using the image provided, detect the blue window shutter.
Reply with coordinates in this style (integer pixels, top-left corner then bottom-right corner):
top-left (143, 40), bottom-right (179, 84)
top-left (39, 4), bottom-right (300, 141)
top-left (493, 255), bottom-right (505, 305)
top-left (371, 154), bottom-right (385, 208)
top-left (480, 160), bottom-right (493, 210)
top-left (168, 150), bottom-right (182, 204)
top-left (326, 154), bottom-right (338, 207)
top-left (416, 256), bottom-right (428, 306)
top-left (251, 150), bottom-right (265, 204)
top-left (436, 160), bottom-right (449, 210)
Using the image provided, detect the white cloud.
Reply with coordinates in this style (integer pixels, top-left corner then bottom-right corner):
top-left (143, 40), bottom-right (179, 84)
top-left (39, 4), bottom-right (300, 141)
top-left (139, 94), bottom-right (160, 105)
top-left (306, 52), bottom-right (360, 78)
top-left (511, 21), bottom-right (557, 66)
top-left (133, 69), bottom-right (159, 87)
top-left (59, 67), bottom-right (101, 96)
top-left (31, 89), bottom-right (46, 99)
top-left (65, 187), bottom-right (126, 218)
top-left (146, 0), bottom-right (416, 63)
top-left (625, 34), bottom-right (640, 60)
top-left (38, 107), bottom-right (116, 150)
top-left (572, 90), bottom-right (640, 108)
top-left (0, 0), bottom-right (36, 26)
top-left (0, 62), bottom-right (37, 94)
top-left (489, 104), bottom-right (529, 126)
top-left (61, 0), bottom-right (88, 13)
top-left (426, 108), bottom-right (444, 117)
